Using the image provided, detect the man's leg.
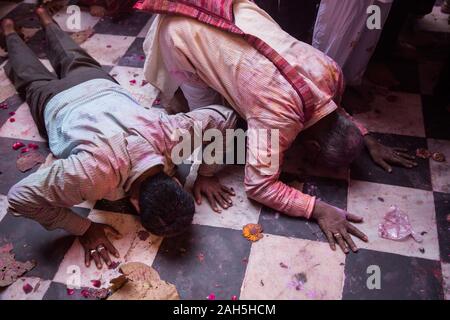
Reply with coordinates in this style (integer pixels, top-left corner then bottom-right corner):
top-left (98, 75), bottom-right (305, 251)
top-left (2, 18), bottom-right (58, 136)
top-left (36, 8), bottom-right (114, 82)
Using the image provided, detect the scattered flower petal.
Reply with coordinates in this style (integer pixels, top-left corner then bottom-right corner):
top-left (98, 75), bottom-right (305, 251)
top-left (9, 111), bottom-right (15, 116)
top-left (28, 143), bottom-right (39, 150)
top-left (21, 148), bottom-right (29, 154)
top-left (91, 279), bottom-right (101, 288)
top-left (129, 79), bottom-right (137, 85)
top-left (141, 80), bottom-right (148, 86)
top-left (12, 142), bottom-right (25, 150)
top-left (66, 288), bottom-right (75, 296)
top-left (9, 118), bottom-right (15, 123)
top-left (22, 283), bottom-right (33, 294)
top-left (207, 293), bottom-right (216, 300)
top-left (231, 295), bottom-right (238, 300)
top-left (416, 148), bottom-right (431, 159)
top-left (81, 289), bottom-right (90, 298)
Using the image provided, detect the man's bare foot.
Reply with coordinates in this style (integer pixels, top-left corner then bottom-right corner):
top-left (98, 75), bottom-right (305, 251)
top-left (1, 19), bottom-right (16, 36)
top-left (0, 19), bottom-right (15, 49)
top-left (36, 7), bottom-right (54, 27)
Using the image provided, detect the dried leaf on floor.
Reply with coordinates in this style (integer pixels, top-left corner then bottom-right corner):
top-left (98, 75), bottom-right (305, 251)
top-left (108, 262), bottom-right (180, 300)
top-left (0, 244), bottom-right (36, 287)
top-left (70, 28), bottom-right (95, 45)
top-left (16, 151), bottom-right (45, 173)
top-left (242, 223), bottom-right (264, 242)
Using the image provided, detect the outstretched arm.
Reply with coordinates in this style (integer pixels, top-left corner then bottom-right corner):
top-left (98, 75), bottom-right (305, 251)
top-left (7, 151), bottom-right (122, 269)
top-left (244, 117), bottom-right (368, 253)
top-left (339, 107), bottom-right (418, 172)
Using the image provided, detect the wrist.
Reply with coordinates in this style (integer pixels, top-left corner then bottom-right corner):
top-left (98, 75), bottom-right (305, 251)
top-left (311, 200), bottom-right (326, 219)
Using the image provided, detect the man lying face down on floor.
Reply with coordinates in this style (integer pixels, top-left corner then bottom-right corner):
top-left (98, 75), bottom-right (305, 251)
top-left (141, 0), bottom-right (418, 254)
top-left (2, 8), bottom-right (236, 269)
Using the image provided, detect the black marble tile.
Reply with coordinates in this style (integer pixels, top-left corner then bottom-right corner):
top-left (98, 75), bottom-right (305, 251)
top-left (422, 94), bottom-right (450, 140)
top-left (259, 174), bottom-right (347, 241)
top-left (43, 282), bottom-right (96, 300)
top-left (0, 137), bottom-right (50, 195)
top-left (0, 206), bottom-right (89, 280)
top-left (351, 133), bottom-right (432, 191)
top-left (5, 3), bottom-right (40, 29)
top-left (117, 37), bottom-right (145, 68)
top-left (93, 10), bottom-right (152, 37)
top-left (0, 94), bottom-right (24, 127)
top-left (434, 192), bottom-right (450, 263)
top-left (342, 249), bottom-right (444, 300)
top-left (94, 197), bottom-right (137, 215)
top-left (152, 225), bottom-right (252, 300)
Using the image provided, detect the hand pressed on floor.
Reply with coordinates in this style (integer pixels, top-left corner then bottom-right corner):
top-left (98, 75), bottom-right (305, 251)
top-left (193, 175), bottom-right (235, 213)
top-left (312, 201), bottom-right (368, 253)
top-left (364, 135), bottom-right (418, 173)
top-left (79, 222), bottom-right (121, 269)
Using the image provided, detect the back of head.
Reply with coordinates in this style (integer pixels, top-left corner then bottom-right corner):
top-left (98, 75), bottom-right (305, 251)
top-left (139, 172), bottom-right (194, 237)
top-left (315, 112), bottom-right (364, 168)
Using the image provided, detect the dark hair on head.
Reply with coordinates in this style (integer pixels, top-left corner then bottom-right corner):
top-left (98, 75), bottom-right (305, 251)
top-left (316, 112), bottom-right (364, 168)
top-left (139, 172), bottom-right (194, 237)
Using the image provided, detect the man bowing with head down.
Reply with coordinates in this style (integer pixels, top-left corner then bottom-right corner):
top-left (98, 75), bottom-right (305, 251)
top-left (140, 0), bottom-right (418, 253)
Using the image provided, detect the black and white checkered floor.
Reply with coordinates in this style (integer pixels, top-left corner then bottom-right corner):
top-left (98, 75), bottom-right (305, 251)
top-left (0, 1), bottom-right (449, 300)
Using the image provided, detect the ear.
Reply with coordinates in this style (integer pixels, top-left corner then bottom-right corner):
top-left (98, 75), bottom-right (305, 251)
top-left (303, 140), bottom-right (321, 153)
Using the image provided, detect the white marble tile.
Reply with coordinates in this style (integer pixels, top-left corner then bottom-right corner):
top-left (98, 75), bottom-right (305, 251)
top-left (0, 194), bottom-right (8, 223)
top-left (81, 34), bottom-right (135, 66)
top-left (192, 166), bottom-right (262, 230)
top-left (442, 262), bottom-right (450, 301)
top-left (416, 6), bottom-right (450, 33)
top-left (0, 102), bottom-right (45, 142)
top-left (0, 277), bottom-right (51, 300)
top-left (53, 210), bottom-right (162, 288)
top-left (0, 65), bottom-right (16, 103)
top-left (39, 58), bottom-right (56, 73)
top-left (353, 92), bottom-right (425, 137)
top-left (428, 139), bottom-right (450, 194)
top-left (53, 6), bottom-right (101, 32)
top-left (240, 234), bottom-right (346, 300)
top-left (109, 65), bottom-right (158, 107)
top-left (347, 180), bottom-right (439, 260)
